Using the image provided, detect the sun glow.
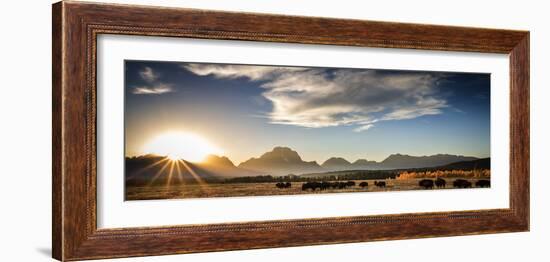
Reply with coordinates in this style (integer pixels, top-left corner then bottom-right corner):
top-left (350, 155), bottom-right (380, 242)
top-left (141, 132), bottom-right (222, 162)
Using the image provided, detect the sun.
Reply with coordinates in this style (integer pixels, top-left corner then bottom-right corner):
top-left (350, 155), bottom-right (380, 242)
top-left (141, 132), bottom-right (222, 162)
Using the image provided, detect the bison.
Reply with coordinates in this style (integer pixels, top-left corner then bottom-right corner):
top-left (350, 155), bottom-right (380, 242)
top-left (435, 178), bottom-right (446, 188)
top-left (301, 181), bottom-right (360, 191)
top-left (475, 179), bottom-right (490, 188)
top-left (374, 181), bottom-right (386, 188)
top-left (275, 182), bottom-right (291, 189)
top-left (359, 182), bottom-right (369, 188)
top-left (419, 179), bottom-right (434, 189)
top-left (320, 181), bottom-right (331, 190)
top-left (302, 182), bottom-right (321, 191)
top-left (333, 182), bottom-right (348, 189)
top-left (453, 179), bottom-right (472, 188)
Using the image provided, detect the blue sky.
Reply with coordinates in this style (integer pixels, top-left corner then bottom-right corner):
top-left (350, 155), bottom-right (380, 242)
top-left (125, 60), bottom-right (490, 164)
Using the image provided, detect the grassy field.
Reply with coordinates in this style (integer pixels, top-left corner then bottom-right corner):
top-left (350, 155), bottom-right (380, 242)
top-left (125, 177), bottom-right (487, 201)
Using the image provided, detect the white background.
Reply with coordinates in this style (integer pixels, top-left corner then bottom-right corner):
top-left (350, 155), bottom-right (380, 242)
top-left (0, 0), bottom-right (546, 261)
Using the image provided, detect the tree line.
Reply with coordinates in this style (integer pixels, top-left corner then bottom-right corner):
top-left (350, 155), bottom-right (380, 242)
top-left (220, 170), bottom-right (399, 184)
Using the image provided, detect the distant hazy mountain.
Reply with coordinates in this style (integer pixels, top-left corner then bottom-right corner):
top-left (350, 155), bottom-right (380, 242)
top-left (379, 153), bottom-right (479, 169)
top-left (352, 159), bottom-right (378, 169)
top-left (353, 159), bottom-right (377, 165)
top-left (321, 157), bottom-right (353, 171)
top-left (238, 147), bottom-right (323, 175)
top-left (237, 147), bottom-right (478, 174)
top-left (203, 155), bottom-right (237, 168)
top-left (198, 154), bottom-right (263, 177)
top-left (435, 157), bottom-right (490, 170)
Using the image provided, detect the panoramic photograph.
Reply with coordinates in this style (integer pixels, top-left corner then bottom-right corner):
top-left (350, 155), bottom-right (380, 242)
top-left (124, 60), bottom-right (491, 201)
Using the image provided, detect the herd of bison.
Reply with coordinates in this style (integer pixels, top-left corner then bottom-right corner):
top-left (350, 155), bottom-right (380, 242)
top-left (275, 178), bottom-right (490, 191)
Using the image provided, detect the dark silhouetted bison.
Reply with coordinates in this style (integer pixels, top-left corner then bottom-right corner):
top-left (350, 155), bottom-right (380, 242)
top-left (453, 179), bottom-right (472, 188)
top-left (419, 179), bottom-right (434, 189)
top-left (359, 182), bottom-right (369, 188)
top-left (302, 182), bottom-right (322, 191)
top-left (435, 178), bottom-right (446, 188)
top-left (475, 179), bottom-right (490, 188)
top-left (320, 181), bottom-right (331, 190)
top-left (374, 181), bottom-right (386, 188)
top-left (275, 182), bottom-right (291, 189)
top-left (302, 181), bottom-right (360, 191)
top-left (331, 182), bottom-right (348, 189)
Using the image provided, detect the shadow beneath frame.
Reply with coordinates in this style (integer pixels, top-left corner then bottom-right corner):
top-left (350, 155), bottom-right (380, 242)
top-left (36, 247), bottom-right (52, 258)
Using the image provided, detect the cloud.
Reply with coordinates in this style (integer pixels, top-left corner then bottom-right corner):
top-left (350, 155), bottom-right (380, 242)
top-left (132, 83), bottom-right (174, 95)
top-left (182, 64), bottom-right (306, 81)
top-left (139, 66), bottom-right (158, 82)
top-left (182, 63), bottom-right (448, 132)
top-left (133, 66), bottom-right (175, 95)
top-left (353, 124), bottom-right (374, 132)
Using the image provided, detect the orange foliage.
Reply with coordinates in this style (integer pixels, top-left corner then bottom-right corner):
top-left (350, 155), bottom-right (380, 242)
top-left (396, 169), bottom-right (490, 180)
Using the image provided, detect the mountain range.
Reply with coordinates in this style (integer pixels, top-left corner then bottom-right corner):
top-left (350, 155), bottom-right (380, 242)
top-left (125, 147), bottom-right (483, 184)
top-left (238, 147), bottom-right (323, 175)
top-left (315, 157), bottom-right (378, 171)
top-left (239, 147), bottom-right (478, 174)
top-left (125, 154), bottom-right (259, 186)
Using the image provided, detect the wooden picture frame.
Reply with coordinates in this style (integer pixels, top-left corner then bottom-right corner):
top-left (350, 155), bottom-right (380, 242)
top-left (52, 1), bottom-right (529, 261)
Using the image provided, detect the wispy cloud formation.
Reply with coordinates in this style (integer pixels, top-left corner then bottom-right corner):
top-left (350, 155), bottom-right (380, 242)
top-left (183, 64), bottom-right (448, 131)
top-left (181, 64), bottom-right (306, 81)
top-left (139, 66), bottom-right (158, 82)
top-left (353, 124), bottom-right (374, 132)
top-left (132, 83), bottom-right (174, 95)
top-left (133, 67), bottom-right (175, 95)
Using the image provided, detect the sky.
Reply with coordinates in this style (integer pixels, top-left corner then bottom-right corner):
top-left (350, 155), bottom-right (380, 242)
top-left (124, 60), bottom-right (490, 164)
